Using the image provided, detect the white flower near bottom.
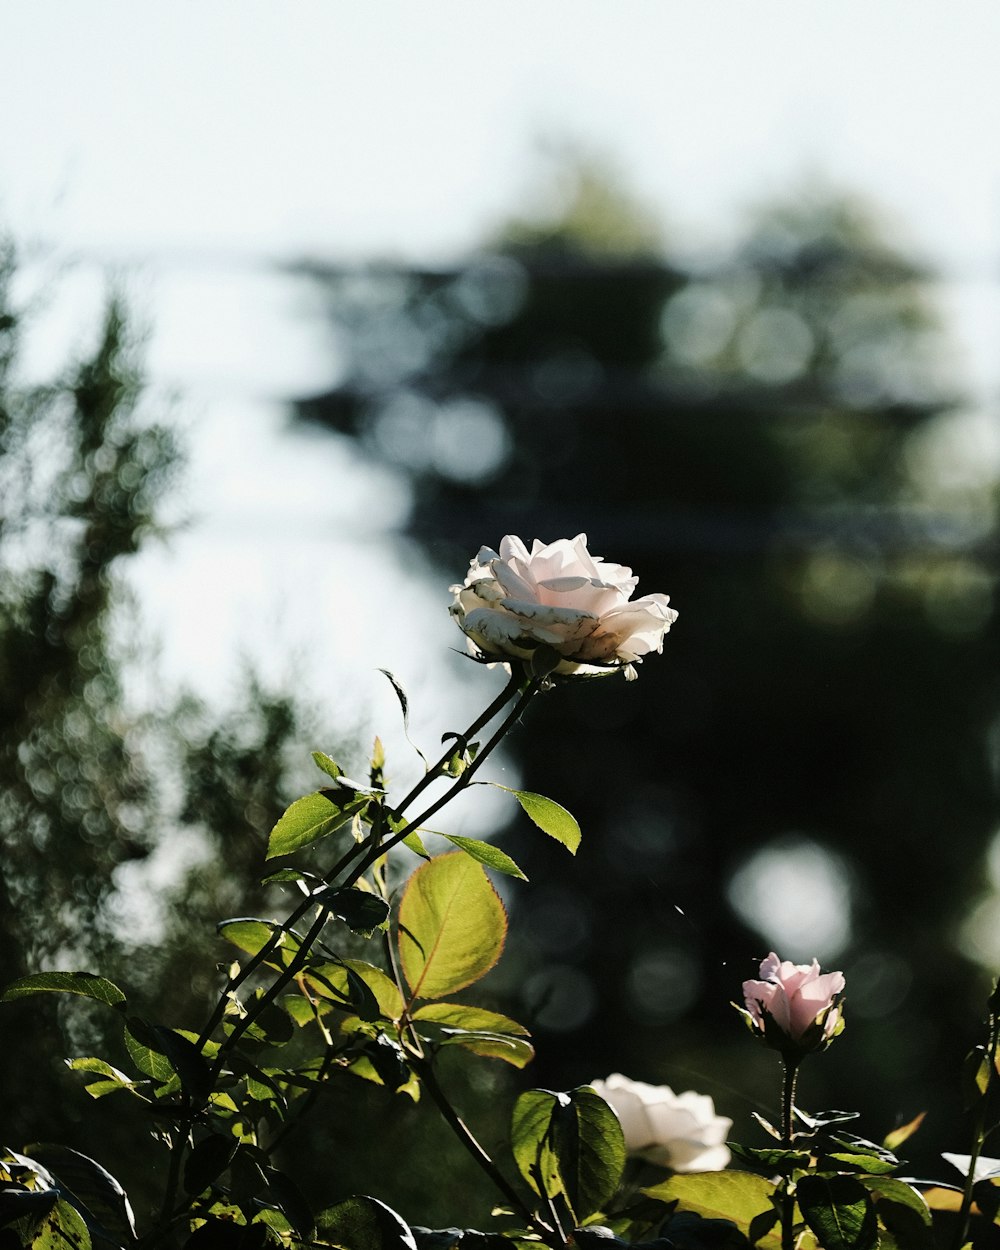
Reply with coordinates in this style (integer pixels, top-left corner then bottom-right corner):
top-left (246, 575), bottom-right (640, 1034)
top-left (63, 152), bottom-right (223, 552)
top-left (449, 534), bottom-right (677, 680)
top-left (590, 1073), bottom-right (732, 1172)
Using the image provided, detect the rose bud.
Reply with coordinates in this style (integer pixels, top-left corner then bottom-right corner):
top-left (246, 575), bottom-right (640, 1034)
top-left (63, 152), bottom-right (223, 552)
top-left (738, 952), bottom-right (845, 1056)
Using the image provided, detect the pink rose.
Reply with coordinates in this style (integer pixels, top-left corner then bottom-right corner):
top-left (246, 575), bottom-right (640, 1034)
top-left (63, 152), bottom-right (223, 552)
top-left (449, 534), bottom-right (677, 680)
top-left (741, 952), bottom-right (845, 1054)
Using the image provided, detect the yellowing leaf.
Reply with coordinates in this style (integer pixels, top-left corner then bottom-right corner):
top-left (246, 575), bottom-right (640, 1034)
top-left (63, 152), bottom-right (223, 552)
top-left (397, 853), bottom-right (507, 1000)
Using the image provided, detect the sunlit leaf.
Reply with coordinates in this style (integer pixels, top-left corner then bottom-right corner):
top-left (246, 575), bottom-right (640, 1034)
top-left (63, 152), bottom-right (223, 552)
top-left (487, 784), bottom-right (581, 853)
top-left (402, 831), bottom-right (430, 859)
top-left (125, 1018), bottom-right (212, 1101)
top-left (883, 1111), bottom-right (926, 1154)
top-left (316, 1194), bottom-right (418, 1250)
top-left (822, 1133), bottom-right (900, 1175)
top-left (412, 1002), bottom-right (529, 1035)
top-left (312, 751), bottom-right (343, 781)
top-left (442, 834), bottom-right (527, 880)
top-left (943, 1152), bottom-right (1000, 1182)
top-left (217, 918), bottom-right (297, 964)
top-left (797, 1174), bottom-right (878, 1250)
top-left (562, 1085), bottom-right (626, 1218)
top-left (66, 1057), bottom-right (140, 1100)
top-left (511, 1090), bottom-right (564, 1205)
top-left (436, 1031), bottom-right (534, 1067)
top-left (0, 971), bottom-right (126, 1009)
top-left (282, 993), bottom-right (327, 1027)
top-left (397, 853), bottom-right (506, 1000)
top-left (728, 1143), bottom-right (811, 1170)
top-left (124, 1019), bottom-right (175, 1083)
top-left (644, 1171), bottom-right (780, 1243)
top-left (266, 791), bottom-right (368, 860)
top-left (305, 959), bottom-right (403, 1022)
top-left (860, 1176), bottom-right (933, 1225)
top-left (25, 1143), bottom-right (136, 1243)
top-left (414, 1002), bottom-right (534, 1067)
top-left (919, 1186), bottom-right (965, 1212)
top-left (510, 1086), bottom-right (624, 1221)
top-left (260, 868), bottom-right (306, 885)
top-left (30, 1196), bottom-right (93, 1250)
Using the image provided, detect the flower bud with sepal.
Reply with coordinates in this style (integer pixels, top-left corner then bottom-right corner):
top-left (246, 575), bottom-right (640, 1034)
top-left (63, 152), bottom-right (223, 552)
top-left (736, 952), bottom-right (845, 1058)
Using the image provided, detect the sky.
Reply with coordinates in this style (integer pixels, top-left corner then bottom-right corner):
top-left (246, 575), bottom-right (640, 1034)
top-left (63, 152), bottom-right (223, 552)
top-left (5, 2), bottom-right (1000, 270)
top-left (3, 0), bottom-right (1000, 748)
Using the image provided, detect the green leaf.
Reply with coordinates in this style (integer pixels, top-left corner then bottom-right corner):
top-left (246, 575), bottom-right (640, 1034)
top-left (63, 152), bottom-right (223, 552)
top-left (66, 1057), bottom-right (140, 1100)
top-left (0, 971), bottom-right (126, 1009)
top-left (510, 1086), bottom-right (625, 1221)
top-left (124, 1019), bottom-right (175, 1082)
top-left (312, 751), bottom-right (343, 781)
top-left (266, 791), bottom-right (368, 860)
top-left (729, 1143), bottom-right (811, 1170)
top-left (796, 1174), bottom-right (878, 1250)
top-left (488, 785), bottom-right (581, 853)
top-left (412, 1002), bottom-right (534, 1067)
top-left (314, 886), bottom-right (391, 937)
top-left (124, 1019), bottom-right (212, 1101)
top-left (822, 1133), bottom-right (900, 1175)
top-left (397, 852), bottom-right (507, 1000)
top-left (511, 1089), bottom-right (564, 1202)
top-left (442, 834), bottom-right (528, 880)
top-left (436, 1031), bottom-right (534, 1068)
top-left (860, 1176), bottom-right (933, 1225)
top-left (305, 960), bottom-right (404, 1021)
top-left (26, 1196), bottom-right (93, 1250)
top-left (24, 1143), bottom-right (136, 1244)
top-left (217, 918), bottom-right (297, 964)
top-left (260, 868), bottom-right (306, 885)
top-left (412, 1001), bottom-right (529, 1035)
top-left (563, 1085), bottom-right (627, 1218)
top-left (402, 830), bottom-right (430, 859)
top-left (315, 1195), bottom-right (418, 1250)
top-left (644, 1171), bottom-right (780, 1242)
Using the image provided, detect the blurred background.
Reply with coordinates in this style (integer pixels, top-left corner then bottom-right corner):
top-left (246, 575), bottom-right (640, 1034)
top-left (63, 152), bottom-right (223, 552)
top-left (3, 0), bottom-right (1000, 1228)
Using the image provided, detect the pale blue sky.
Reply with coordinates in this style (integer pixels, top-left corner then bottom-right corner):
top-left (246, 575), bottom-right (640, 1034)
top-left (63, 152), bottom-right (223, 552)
top-left (3, 0), bottom-right (1000, 744)
top-left (4, 1), bottom-right (1000, 268)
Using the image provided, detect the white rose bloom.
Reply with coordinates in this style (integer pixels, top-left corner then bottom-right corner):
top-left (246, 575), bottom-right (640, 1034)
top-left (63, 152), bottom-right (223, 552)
top-left (590, 1074), bottom-right (731, 1172)
top-left (449, 534), bottom-right (677, 679)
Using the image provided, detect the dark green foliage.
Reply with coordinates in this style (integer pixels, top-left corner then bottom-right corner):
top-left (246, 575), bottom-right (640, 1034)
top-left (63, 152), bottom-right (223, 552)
top-left (0, 241), bottom-right (314, 1212)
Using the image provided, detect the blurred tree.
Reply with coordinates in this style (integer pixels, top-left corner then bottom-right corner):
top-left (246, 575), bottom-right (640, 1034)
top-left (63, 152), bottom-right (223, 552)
top-left (0, 243), bottom-right (316, 1209)
top-left (293, 161), bottom-right (999, 1168)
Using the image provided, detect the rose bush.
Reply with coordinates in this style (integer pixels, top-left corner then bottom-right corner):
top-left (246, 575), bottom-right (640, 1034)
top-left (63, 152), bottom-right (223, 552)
top-left (741, 951), bottom-right (845, 1054)
top-left (449, 533), bottom-right (677, 679)
top-left (590, 1073), bottom-right (732, 1172)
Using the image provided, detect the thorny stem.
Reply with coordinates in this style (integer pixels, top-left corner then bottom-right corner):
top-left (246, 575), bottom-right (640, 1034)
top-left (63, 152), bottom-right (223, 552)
top-left (955, 981), bottom-right (1000, 1250)
top-left (173, 667), bottom-right (542, 1232)
top-left (321, 669), bottom-right (524, 887)
top-left (780, 1056), bottom-right (801, 1250)
top-left (415, 1057), bottom-right (553, 1241)
top-left (199, 672), bottom-right (533, 1063)
top-left (216, 677), bottom-right (540, 1061)
top-left (263, 1044), bottom-right (340, 1159)
top-left (349, 674), bottom-right (543, 882)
